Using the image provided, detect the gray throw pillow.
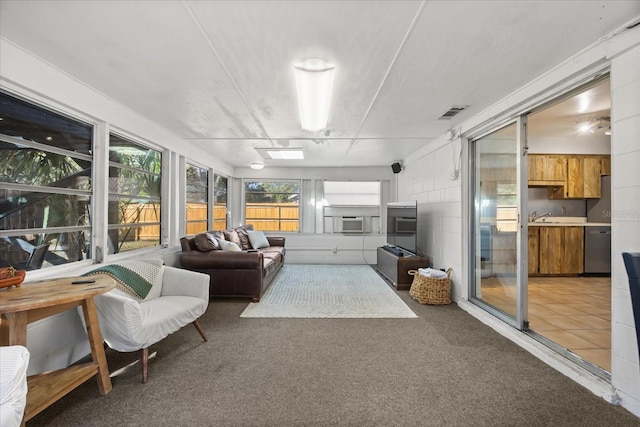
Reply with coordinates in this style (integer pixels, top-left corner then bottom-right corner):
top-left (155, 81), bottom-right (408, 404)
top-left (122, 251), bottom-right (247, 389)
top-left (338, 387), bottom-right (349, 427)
top-left (247, 230), bottom-right (270, 249)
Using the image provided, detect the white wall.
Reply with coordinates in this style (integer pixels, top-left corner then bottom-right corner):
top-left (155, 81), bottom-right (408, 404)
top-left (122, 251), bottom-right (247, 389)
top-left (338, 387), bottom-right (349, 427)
top-left (397, 24), bottom-right (640, 417)
top-left (397, 139), bottom-right (464, 300)
top-left (610, 44), bottom-right (640, 415)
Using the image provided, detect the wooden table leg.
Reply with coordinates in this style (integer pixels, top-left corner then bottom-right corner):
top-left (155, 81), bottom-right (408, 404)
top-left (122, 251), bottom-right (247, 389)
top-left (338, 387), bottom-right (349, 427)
top-left (81, 298), bottom-right (112, 395)
top-left (5, 311), bottom-right (28, 346)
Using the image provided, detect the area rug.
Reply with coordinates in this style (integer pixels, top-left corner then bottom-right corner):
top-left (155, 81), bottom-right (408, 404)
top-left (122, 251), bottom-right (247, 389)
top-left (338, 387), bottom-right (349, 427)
top-left (240, 264), bottom-right (418, 318)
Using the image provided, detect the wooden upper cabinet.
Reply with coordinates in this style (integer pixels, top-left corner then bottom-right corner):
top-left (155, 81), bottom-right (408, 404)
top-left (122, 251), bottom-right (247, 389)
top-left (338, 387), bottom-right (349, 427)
top-left (529, 154), bottom-right (610, 198)
top-left (547, 155), bottom-right (604, 199)
top-left (565, 156), bottom-right (601, 198)
top-left (600, 155), bottom-right (611, 176)
top-left (528, 155), bottom-right (566, 186)
top-left (582, 157), bottom-right (602, 198)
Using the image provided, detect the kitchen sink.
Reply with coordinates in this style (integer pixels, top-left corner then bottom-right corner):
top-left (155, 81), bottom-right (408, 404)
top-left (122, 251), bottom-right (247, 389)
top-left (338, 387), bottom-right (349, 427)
top-left (529, 216), bottom-right (588, 225)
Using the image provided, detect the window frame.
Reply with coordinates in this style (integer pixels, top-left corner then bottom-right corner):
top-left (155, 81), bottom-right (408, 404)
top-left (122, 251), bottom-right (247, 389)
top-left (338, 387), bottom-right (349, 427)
top-left (0, 91), bottom-right (94, 269)
top-left (213, 173), bottom-right (229, 231)
top-left (243, 179), bottom-right (301, 233)
top-left (106, 132), bottom-right (163, 254)
top-left (185, 162), bottom-right (210, 236)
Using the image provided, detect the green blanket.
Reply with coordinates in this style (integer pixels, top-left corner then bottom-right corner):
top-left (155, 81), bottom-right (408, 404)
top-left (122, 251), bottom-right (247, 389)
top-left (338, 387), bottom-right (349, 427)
top-left (83, 259), bottom-right (163, 299)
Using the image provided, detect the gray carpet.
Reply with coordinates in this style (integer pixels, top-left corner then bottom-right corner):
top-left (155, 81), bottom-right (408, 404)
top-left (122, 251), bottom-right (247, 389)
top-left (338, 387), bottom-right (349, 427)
top-left (241, 265), bottom-right (417, 318)
top-left (29, 274), bottom-right (638, 426)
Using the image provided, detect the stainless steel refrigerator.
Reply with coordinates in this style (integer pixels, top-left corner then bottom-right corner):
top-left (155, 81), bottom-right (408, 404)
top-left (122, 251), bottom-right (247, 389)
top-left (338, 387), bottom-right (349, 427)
top-left (585, 175), bottom-right (611, 274)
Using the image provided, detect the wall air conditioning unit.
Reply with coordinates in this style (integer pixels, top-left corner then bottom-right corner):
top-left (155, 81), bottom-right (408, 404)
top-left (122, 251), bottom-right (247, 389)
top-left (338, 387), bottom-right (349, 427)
top-left (337, 216), bottom-right (364, 233)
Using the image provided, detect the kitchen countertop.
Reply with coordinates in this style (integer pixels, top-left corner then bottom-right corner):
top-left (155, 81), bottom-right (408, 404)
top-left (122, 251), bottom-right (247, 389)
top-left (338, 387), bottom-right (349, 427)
top-left (527, 216), bottom-right (611, 227)
top-left (528, 222), bottom-right (611, 227)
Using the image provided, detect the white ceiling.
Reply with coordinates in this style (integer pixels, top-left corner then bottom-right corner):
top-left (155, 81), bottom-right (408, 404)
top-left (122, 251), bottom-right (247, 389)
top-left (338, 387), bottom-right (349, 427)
top-left (528, 78), bottom-right (611, 139)
top-left (1, 1), bottom-right (638, 168)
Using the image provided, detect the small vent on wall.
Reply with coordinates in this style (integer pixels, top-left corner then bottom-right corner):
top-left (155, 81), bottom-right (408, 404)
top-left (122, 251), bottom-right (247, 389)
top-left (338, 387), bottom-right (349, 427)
top-left (438, 105), bottom-right (469, 120)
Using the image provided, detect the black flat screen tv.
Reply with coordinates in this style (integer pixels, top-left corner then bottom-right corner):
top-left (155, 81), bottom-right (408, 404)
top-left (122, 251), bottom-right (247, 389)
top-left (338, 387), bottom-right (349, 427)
top-left (386, 201), bottom-right (417, 255)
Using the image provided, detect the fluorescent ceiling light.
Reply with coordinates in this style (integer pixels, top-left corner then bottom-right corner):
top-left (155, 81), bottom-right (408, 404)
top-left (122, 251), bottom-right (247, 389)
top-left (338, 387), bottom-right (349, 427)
top-left (266, 149), bottom-right (304, 160)
top-left (249, 162), bottom-right (264, 169)
top-left (255, 148), bottom-right (305, 160)
top-left (294, 58), bottom-right (335, 132)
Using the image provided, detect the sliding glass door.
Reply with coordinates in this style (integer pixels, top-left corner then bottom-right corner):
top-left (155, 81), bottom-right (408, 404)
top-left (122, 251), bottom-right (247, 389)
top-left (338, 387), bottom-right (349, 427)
top-left (470, 118), bottom-right (528, 329)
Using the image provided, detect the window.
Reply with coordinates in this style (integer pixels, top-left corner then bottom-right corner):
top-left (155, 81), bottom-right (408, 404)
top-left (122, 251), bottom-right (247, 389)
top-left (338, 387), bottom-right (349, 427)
top-left (323, 181), bottom-right (380, 206)
top-left (245, 180), bottom-right (299, 231)
top-left (186, 164), bottom-right (208, 235)
top-left (496, 182), bottom-right (518, 232)
top-left (322, 181), bottom-right (381, 234)
top-left (108, 134), bottom-right (161, 253)
top-left (213, 174), bottom-right (228, 231)
top-left (0, 92), bottom-right (93, 269)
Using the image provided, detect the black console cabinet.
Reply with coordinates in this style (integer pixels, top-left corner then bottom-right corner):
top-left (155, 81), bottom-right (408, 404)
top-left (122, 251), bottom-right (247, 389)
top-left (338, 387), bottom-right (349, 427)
top-left (376, 247), bottom-right (429, 290)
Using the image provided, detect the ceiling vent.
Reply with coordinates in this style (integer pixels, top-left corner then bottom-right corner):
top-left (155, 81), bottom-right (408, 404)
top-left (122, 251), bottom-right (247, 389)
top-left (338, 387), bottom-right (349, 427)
top-left (438, 105), bottom-right (469, 120)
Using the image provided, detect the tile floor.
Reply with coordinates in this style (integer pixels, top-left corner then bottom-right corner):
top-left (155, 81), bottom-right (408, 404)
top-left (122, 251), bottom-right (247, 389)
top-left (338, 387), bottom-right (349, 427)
top-left (480, 276), bottom-right (611, 371)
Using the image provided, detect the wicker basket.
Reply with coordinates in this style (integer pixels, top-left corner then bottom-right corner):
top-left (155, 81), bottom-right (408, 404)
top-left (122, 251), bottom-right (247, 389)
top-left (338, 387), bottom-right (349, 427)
top-left (408, 268), bottom-right (452, 305)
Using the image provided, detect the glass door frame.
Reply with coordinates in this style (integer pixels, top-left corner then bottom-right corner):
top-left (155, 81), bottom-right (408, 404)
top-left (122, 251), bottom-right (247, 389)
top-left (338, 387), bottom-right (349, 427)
top-left (468, 115), bottom-right (529, 331)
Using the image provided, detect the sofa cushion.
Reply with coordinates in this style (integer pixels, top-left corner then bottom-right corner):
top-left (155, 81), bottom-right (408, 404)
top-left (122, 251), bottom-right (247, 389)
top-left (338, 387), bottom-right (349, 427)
top-left (223, 229), bottom-right (241, 247)
top-left (261, 246), bottom-right (286, 257)
top-left (210, 230), bottom-right (225, 241)
top-left (219, 240), bottom-right (242, 251)
top-left (207, 232), bottom-right (223, 249)
top-left (194, 233), bottom-right (220, 252)
top-left (247, 230), bottom-right (270, 249)
top-left (235, 227), bottom-right (252, 250)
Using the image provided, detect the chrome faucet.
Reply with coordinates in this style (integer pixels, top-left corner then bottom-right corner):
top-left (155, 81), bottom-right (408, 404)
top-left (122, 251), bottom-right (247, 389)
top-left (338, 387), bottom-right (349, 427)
top-left (530, 211), bottom-right (553, 222)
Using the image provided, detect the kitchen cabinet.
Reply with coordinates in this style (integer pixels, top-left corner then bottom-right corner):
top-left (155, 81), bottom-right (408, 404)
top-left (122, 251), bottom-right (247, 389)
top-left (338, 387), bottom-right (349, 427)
top-left (528, 154), bottom-right (566, 186)
top-left (528, 154), bottom-right (610, 198)
top-left (537, 226), bottom-right (584, 275)
top-left (600, 155), bottom-right (611, 176)
top-left (549, 156), bottom-right (602, 199)
top-left (528, 227), bottom-right (539, 275)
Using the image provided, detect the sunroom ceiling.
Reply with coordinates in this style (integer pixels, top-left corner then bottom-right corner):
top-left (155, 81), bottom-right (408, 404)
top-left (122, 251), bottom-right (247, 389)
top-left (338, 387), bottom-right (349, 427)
top-left (1, 1), bottom-right (638, 168)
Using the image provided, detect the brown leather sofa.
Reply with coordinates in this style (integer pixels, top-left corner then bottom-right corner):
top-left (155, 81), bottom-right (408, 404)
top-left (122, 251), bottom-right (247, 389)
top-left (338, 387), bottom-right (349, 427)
top-left (179, 227), bottom-right (285, 302)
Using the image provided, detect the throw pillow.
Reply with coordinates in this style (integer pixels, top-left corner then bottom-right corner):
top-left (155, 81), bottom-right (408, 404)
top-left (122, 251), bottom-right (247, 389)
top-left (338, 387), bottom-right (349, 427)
top-left (235, 227), bottom-right (252, 250)
top-left (219, 240), bottom-right (242, 252)
top-left (223, 229), bottom-right (241, 247)
top-left (205, 232), bottom-right (222, 250)
top-left (210, 230), bottom-right (225, 242)
top-left (247, 230), bottom-right (270, 249)
top-left (194, 233), bottom-right (217, 252)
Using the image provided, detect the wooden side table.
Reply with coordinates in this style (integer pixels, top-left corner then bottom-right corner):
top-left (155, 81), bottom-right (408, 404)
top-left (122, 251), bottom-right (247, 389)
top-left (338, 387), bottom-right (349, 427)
top-left (376, 247), bottom-right (430, 290)
top-left (0, 276), bottom-right (115, 424)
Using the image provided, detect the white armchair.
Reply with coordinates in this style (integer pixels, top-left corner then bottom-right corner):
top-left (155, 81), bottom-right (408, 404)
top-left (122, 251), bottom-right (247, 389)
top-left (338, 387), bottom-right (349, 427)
top-left (80, 264), bottom-right (209, 383)
top-left (0, 345), bottom-right (30, 427)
